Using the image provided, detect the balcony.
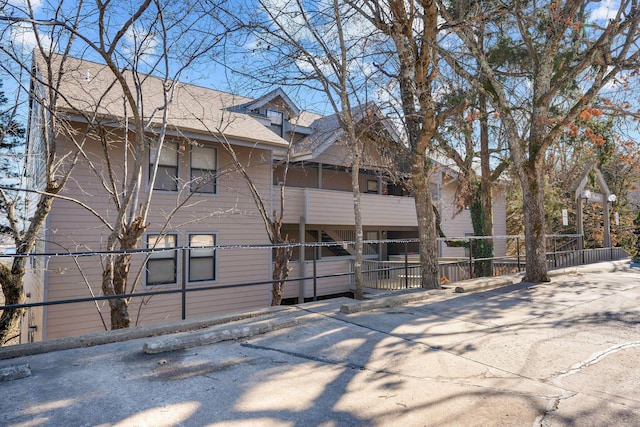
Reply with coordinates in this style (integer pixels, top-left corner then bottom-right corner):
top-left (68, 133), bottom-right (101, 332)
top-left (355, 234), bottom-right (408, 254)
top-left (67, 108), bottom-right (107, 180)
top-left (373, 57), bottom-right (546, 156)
top-left (278, 187), bottom-right (418, 227)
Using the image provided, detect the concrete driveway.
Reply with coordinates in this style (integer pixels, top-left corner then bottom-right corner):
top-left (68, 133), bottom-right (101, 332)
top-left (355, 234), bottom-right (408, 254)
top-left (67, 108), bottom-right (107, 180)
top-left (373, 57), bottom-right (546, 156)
top-left (1, 260), bottom-right (639, 426)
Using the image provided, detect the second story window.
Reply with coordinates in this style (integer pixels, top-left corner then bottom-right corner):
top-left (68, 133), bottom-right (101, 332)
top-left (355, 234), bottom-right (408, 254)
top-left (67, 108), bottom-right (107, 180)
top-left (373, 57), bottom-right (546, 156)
top-left (267, 109), bottom-right (284, 137)
top-left (150, 141), bottom-right (179, 191)
top-left (366, 179), bottom-right (379, 194)
top-left (191, 145), bottom-right (217, 194)
top-left (146, 234), bottom-right (177, 286)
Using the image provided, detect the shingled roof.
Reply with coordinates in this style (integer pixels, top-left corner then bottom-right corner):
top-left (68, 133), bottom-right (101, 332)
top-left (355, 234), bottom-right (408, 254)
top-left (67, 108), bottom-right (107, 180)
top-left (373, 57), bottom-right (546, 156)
top-left (35, 53), bottom-right (290, 148)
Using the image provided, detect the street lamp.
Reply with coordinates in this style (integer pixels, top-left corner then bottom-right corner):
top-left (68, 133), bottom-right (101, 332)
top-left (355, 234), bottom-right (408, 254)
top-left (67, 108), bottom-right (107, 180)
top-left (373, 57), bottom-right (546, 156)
top-left (608, 194), bottom-right (618, 226)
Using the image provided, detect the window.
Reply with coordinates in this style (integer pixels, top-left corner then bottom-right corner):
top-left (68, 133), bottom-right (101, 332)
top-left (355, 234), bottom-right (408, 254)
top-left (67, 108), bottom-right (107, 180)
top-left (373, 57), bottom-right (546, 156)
top-left (189, 234), bottom-right (216, 282)
top-left (191, 145), bottom-right (217, 194)
top-left (150, 141), bottom-right (179, 191)
top-left (366, 179), bottom-right (379, 194)
top-left (146, 234), bottom-right (177, 285)
top-left (267, 109), bottom-right (284, 137)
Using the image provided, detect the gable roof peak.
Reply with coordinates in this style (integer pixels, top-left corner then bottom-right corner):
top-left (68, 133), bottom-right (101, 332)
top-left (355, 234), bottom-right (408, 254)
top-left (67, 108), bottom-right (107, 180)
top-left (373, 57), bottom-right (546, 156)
top-left (240, 87), bottom-right (301, 117)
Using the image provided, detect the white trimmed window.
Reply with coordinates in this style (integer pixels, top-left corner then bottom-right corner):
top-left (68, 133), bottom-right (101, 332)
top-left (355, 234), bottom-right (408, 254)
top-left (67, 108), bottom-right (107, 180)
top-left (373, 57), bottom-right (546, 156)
top-left (189, 234), bottom-right (216, 282)
top-left (146, 234), bottom-right (177, 285)
top-left (190, 145), bottom-right (217, 194)
top-left (267, 109), bottom-right (284, 137)
top-left (150, 141), bottom-right (179, 191)
top-left (366, 179), bottom-right (379, 194)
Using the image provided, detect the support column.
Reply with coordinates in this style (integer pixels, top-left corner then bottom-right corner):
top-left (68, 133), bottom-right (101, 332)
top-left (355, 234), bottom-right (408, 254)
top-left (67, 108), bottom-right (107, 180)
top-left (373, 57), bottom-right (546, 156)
top-left (298, 216), bottom-right (306, 303)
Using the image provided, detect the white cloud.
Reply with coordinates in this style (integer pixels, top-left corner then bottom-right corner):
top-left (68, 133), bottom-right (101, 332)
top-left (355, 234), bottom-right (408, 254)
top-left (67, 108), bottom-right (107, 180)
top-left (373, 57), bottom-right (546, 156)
top-left (590, 0), bottom-right (620, 21)
top-left (124, 26), bottom-right (159, 63)
top-left (262, 0), bottom-right (311, 41)
top-left (8, 0), bottom-right (43, 12)
top-left (9, 21), bottom-right (53, 52)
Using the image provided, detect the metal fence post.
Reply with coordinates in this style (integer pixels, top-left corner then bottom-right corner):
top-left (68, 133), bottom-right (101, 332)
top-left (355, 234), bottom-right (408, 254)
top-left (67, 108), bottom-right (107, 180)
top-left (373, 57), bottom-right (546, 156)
top-left (404, 241), bottom-right (409, 289)
top-left (610, 243), bottom-right (613, 261)
top-left (553, 237), bottom-right (557, 268)
top-left (181, 247), bottom-right (187, 320)
top-left (517, 237), bottom-right (521, 272)
top-left (313, 245), bottom-right (318, 301)
top-left (468, 237), bottom-right (473, 279)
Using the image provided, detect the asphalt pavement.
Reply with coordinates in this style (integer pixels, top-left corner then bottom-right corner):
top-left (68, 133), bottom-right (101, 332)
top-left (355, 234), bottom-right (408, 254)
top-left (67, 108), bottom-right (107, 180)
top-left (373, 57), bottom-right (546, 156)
top-left (1, 260), bottom-right (639, 426)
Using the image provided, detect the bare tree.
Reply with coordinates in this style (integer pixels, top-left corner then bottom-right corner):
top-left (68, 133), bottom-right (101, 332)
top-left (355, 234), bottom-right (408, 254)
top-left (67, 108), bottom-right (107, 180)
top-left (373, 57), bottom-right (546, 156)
top-left (217, 129), bottom-right (294, 306)
top-left (0, 0), bottom-right (230, 337)
top-left (63, 0), bottom-right (228, 329)
top-left (0, 0), bottom-right (89, 343)
top-left (435, 75), bottom-right (509, 276)
top-left (438, 0), bottom-right (640, 281)
top-left (218, 0), bottom-right (395, 300)
top-left (350, 0), bottom-right (465, 288)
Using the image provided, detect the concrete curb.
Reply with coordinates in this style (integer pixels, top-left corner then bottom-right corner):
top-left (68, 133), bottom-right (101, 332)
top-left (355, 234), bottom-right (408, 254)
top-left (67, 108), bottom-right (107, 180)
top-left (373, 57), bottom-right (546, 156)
top-left (0, 306), bottom-right (291, 360)
top-left (340, 291), bottom-right (431, 314)
top-left (453, 275), bottom-right (522, 293)
top-left (143, 316), bottom-right (298, 354)
top-left (0, 363), bottom-right (31, 382)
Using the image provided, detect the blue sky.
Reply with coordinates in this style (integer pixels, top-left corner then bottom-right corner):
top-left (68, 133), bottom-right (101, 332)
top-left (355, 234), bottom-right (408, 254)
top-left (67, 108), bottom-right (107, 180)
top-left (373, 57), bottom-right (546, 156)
top-left (0, 0), bottom-right (632, 123)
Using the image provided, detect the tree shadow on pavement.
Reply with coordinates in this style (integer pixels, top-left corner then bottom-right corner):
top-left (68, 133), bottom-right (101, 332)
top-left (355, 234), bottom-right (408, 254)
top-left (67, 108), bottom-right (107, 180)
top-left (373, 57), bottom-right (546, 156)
top-left (2, 269), bottom-right (639, 426)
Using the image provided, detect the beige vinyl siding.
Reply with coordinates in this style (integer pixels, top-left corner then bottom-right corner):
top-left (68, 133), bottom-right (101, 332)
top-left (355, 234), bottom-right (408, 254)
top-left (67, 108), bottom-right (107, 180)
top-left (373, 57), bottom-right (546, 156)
top-left (312, 137), bottom-right (394, 172)
top-left (280, 187), bottom-right (418, 227)
top-left (281, 259), bottom-right (351, 300)
top-left (282, 261), bottom-right (303, 299)
top-left (303, 259), bottom-right (351, 296)
top-left (274, 165), bottom-right (319, 188)
top-left (314, 142), bottom-right (350, 166)
top-left (276, 163), bottom-right (379, 193)
top-left (439, 181), bottom-right (508, 258)
top-left (320, 168), bottom-right (353, 191)
top-left (42, 130), bottom-right (274, 339)
top-left (360, 193), bottom-right (417, 226)
top-left (22, 267), bottom-right (45, 343)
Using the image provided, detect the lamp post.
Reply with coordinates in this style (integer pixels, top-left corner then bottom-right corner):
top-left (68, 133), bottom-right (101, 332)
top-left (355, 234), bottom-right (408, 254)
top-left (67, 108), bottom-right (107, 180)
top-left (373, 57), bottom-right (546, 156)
top-left (604, 194), bottom-right (616, 248)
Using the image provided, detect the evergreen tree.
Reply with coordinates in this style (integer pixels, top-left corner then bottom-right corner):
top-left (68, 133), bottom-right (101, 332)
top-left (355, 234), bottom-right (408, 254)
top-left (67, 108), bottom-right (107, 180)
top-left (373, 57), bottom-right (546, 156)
top-left (0, 80), bottom-right (26, 237)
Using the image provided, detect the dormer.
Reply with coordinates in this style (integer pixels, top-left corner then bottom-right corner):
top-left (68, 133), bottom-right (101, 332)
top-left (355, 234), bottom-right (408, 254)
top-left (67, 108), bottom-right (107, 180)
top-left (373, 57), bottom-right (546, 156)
top-left (231, 88), bottom-right (312, 138)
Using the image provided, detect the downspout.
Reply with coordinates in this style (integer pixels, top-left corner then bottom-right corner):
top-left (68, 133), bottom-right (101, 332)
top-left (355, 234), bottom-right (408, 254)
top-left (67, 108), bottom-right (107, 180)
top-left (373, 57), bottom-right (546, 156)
top-left (269, 149), bottom-right (274, 305)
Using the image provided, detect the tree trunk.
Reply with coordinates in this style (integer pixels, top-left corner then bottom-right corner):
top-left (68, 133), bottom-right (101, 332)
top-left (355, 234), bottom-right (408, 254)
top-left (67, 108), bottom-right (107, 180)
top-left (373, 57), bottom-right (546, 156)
top-left (522, 165), bottom-right (549, 282)
top-left (0, 260), bottom-right (26, 345)
top-left (102, 253), bottom-right (132, 329)
top-left (271, 245), bottom-right (292, 306)
top-left (478, 92), bottom-right (494, 268)
top-left (413, 151), bottom-right (440, 289)
top-left (101, 218), bottom-right (146, 329)
top-left (352, 141), bottom-right (364, 300)
top-left (469, 97), bottom-right (495, 277)
top-left (469, 181), bottom-right (493, 277)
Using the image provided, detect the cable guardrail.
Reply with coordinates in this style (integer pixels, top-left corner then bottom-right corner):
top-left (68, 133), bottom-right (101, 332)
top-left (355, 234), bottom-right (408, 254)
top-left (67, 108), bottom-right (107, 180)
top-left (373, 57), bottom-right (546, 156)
top-left (0, 234), bottom-right (630, 329)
